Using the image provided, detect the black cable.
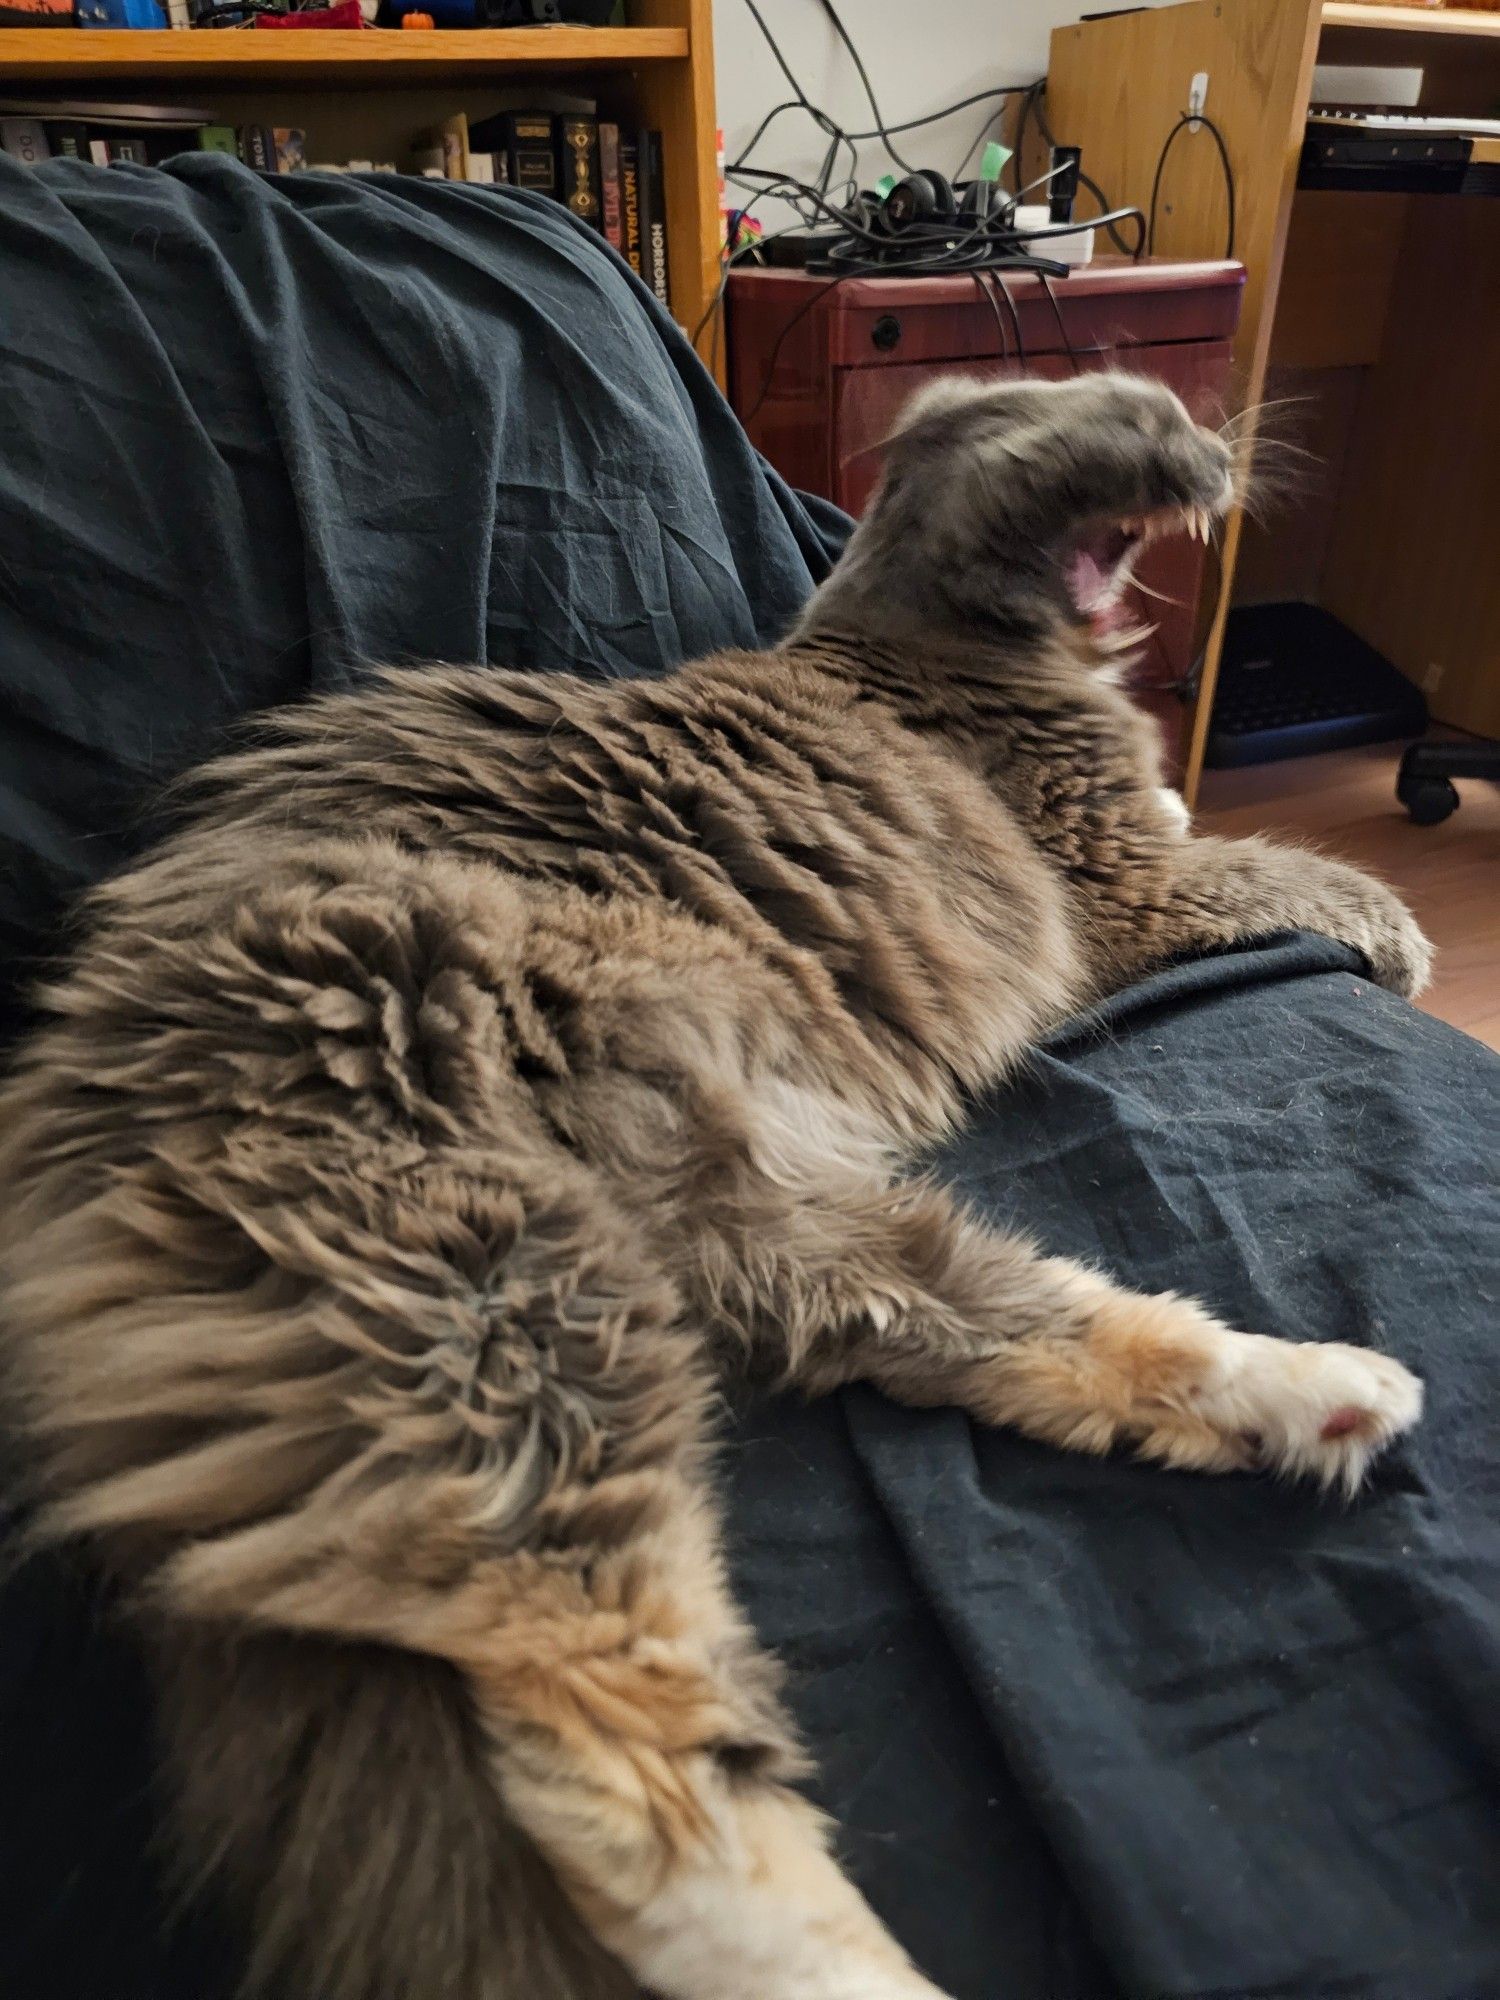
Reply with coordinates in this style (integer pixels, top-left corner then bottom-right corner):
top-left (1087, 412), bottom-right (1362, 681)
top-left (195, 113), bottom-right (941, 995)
top-left (735, 0), bottom-right (1037, 192)
top-left (991, 271), bottom-right (1027, 369)
top-left (730, 98), bottom-right (797, 171)
top-left (739, 0), bottom-right (815, 108)
top-left (1011, 79), bottom-right (1037, 194)
top-left (811, 0), bottom-right (918, 172)
top-left (955, 99), bottom-right (1011, 182)
top-left (846, 83), bottom-right (1036, 145)
top-left (726, 162), bottom-right (1141, 266)
top-left (701, 217), bottom-right (813, 377)
top-left (1146, 111), bottom-right (1236, 260)
top-left (1087, 175), bottom-right (1148, 259)
top-left (734, 0), bottom-right (857, 200)
top-left (970, 269), bottom-right (1009, 364)
top-left (1038, 270), bottom-right (1080, 374)
top-left (743, 273), bottom-right (850, 424)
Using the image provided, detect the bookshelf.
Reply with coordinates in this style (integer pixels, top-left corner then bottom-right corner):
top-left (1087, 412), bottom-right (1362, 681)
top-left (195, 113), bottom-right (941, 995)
top-left (0, 1), bottom-right (721, 369)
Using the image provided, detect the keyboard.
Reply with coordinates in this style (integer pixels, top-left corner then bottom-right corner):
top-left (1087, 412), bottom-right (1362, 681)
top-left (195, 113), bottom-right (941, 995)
top-left (1205, 604), bottom-right (1426, 771)
top-left (1309, 109), bottom-right (1500, 138)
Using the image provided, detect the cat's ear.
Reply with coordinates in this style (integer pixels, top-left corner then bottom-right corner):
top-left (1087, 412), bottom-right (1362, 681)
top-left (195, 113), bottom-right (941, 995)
top-left (881, 372), bottom-right (991, 449)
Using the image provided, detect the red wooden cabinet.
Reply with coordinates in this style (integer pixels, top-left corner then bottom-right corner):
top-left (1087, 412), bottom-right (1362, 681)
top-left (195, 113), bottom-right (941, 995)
top-left (727, 259), bottom-right (1244, 772)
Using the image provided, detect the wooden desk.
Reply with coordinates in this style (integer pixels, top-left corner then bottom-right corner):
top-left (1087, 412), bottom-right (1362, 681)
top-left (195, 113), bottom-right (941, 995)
top-left (1048, 0), bottom-right (1500, 802)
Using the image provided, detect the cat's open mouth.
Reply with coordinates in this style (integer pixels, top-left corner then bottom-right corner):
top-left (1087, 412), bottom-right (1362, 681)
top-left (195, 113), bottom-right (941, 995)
top-left (1063, 502), bottom-right (1217, 625)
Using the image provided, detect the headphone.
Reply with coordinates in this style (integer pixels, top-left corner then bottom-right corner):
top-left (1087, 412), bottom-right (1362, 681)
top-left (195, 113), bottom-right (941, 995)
top-left (811, 169), bottom-right (1020, 273)
top-left (880, 169), bottom-right (957, 231)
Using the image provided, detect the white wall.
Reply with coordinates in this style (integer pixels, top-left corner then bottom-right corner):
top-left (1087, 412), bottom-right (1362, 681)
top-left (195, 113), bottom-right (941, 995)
top-left (712, 0), bottom-right (1086, 236)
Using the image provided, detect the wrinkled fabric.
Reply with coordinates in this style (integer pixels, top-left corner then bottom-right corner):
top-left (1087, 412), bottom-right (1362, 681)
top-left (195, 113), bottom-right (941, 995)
top-left (1, 159), bottom-right (1497, 2000)
top-left (0, 152), bottom-right (842, 1037)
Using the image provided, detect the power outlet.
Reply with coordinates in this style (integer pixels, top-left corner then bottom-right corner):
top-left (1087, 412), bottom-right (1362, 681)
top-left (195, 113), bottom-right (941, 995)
top-left (1188, 71), bottom-right (1209, 128)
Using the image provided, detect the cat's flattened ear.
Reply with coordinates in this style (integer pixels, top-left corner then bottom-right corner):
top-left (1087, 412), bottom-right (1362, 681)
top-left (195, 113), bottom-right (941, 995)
top-left (882, 372), bottom-right (991, 448)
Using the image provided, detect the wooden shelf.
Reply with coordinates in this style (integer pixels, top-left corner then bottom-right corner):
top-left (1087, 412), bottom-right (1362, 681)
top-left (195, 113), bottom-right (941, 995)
top-left (0, 25), bottom-right (688, 84)
top-left (1320, 3), bottom-right (1500, 44)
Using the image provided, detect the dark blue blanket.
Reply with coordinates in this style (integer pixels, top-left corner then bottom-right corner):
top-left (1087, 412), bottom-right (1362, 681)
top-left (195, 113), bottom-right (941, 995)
top-left (2, 157), bottom-right (1496, 2000)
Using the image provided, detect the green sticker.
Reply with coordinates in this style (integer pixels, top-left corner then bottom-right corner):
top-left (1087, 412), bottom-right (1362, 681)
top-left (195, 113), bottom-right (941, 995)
top-left (979, 141), bottom-right (1012, 182)
top-left (875, 173), bottom-right (897, 197)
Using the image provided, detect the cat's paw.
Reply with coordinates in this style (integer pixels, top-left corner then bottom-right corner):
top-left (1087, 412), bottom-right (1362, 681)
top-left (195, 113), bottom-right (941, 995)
top-left (1190, 1331), bottom-right (1423, 1494)
top-left (1354, 884), bottom-right (1433, 999)
top-left (1322, 864), bottom-right (1432, 997)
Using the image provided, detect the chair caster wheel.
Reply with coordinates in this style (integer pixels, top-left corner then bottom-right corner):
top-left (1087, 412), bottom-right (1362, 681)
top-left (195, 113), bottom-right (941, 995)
top-left (1397, 773), bottom-right (1460, 826)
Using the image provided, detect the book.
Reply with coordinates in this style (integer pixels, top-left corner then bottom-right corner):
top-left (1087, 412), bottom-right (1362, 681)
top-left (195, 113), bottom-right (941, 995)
top-left (598, 120), bottom-right (624, 254)
top-left (465, 152), bottom-right (497, 185)
top-left (619, 132), bottom-right (643, 278)
top-left (557, 113), bottom-right (601, 231)
top-left (42, 119), bottom-right (90, 159)
top-left (273, 127), bottom-right (306, 173)
top-left (106, 137), bottom-right (150, 166)
top-left (470, 111), bottom-right (554, 196)
top-left (0, 118), bottom-right (51, 166)
top-left (415, 112), bottom-right (469, 183)
top-left (239, 125), bottom-right (276, 173)
top-left (639, 128), bottom-right (671, 309)
top-left (88, 139), bottom-right (109, 167)
top-left (198, 124), bottom-right (238, 156)
top-left (0, 97), bottom-right (212, 126)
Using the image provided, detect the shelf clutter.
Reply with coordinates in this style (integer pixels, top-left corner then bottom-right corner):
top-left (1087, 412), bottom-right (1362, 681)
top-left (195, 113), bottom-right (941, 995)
top-left (0, 90), bottom-right (671, 300)
top-left (0, 0), bottom-right (625, 31)
top-left (0, 2), bottom-right (716, 353)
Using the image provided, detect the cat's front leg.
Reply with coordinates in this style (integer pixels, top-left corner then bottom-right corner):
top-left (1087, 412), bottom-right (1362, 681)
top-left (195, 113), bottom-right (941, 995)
top-left (685, 1163), bottom-right (1423, 1493)
top-left (1146, 832), bottom-right (1432, 997)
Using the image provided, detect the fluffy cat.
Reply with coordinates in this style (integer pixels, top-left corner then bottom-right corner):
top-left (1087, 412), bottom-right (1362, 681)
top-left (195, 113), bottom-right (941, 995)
top-left (0, 374), bottom-right (1429, 2000)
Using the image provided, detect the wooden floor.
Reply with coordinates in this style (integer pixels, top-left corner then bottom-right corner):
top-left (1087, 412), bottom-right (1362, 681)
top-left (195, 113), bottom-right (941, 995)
top-left (1197, 738), bottom-right (1500, 1052)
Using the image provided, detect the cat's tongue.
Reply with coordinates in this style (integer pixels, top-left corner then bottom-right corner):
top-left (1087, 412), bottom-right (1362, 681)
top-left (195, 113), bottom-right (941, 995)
top-left (1066, 545), bottom-right (1113, 617)
top-left (1066, 525), bottom-right (1135, 632)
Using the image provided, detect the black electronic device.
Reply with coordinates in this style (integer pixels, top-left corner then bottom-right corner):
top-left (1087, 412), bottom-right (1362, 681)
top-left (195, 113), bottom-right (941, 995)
top-left (1300, 114), bottom-right (1500, 194)
top-left (468, 0), bottom-right (614, 19)
top-left (1205, 603), bottom-right (1426, 768)
top-left (1048, 144), bottom-right (1082, 221)
top-left (881, 170), bottom-right (957, 230)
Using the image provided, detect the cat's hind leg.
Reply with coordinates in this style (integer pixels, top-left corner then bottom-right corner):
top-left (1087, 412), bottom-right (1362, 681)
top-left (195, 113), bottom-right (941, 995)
top-left (475, 1486), bottom-right (951, 2000)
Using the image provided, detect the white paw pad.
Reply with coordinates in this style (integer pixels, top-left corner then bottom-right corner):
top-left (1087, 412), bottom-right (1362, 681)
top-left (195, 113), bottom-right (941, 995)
top-left (1196, 1333), bottom-right (1423, 1492)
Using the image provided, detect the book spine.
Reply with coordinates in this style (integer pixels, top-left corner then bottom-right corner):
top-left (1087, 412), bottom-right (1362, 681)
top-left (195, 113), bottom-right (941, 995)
top-left (240, 125), bottom-right (276, 173)
top-left (598, 120), bottom-right (623, 252)
top-left (558, 112), bottom-right (601, 231)
top-left (106, 137), bottom-right (149, 166)
top-left (43, 121), bottom-right (90, 160)
top-left (0, 118), bottom-right (51, 166)
top-left (464, 152), bottom-right (497, 185)
top-left (641, 129), bottom-right (671, 309)
top-left (619, 134), bottom-right (642, 278)
top-left (506, 113), bottom-right (556, 196)
top-left (88, 138), bottom-right (110, 167)
top-left (198, 124), bottom-right (238, 156)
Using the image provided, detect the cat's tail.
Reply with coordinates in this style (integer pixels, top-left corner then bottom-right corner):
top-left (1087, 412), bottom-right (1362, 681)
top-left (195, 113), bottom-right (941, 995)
top-left (156, 1622), bottom-right (636, 2000)
top-left (0, 1078), bottom-right (683, 2000)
